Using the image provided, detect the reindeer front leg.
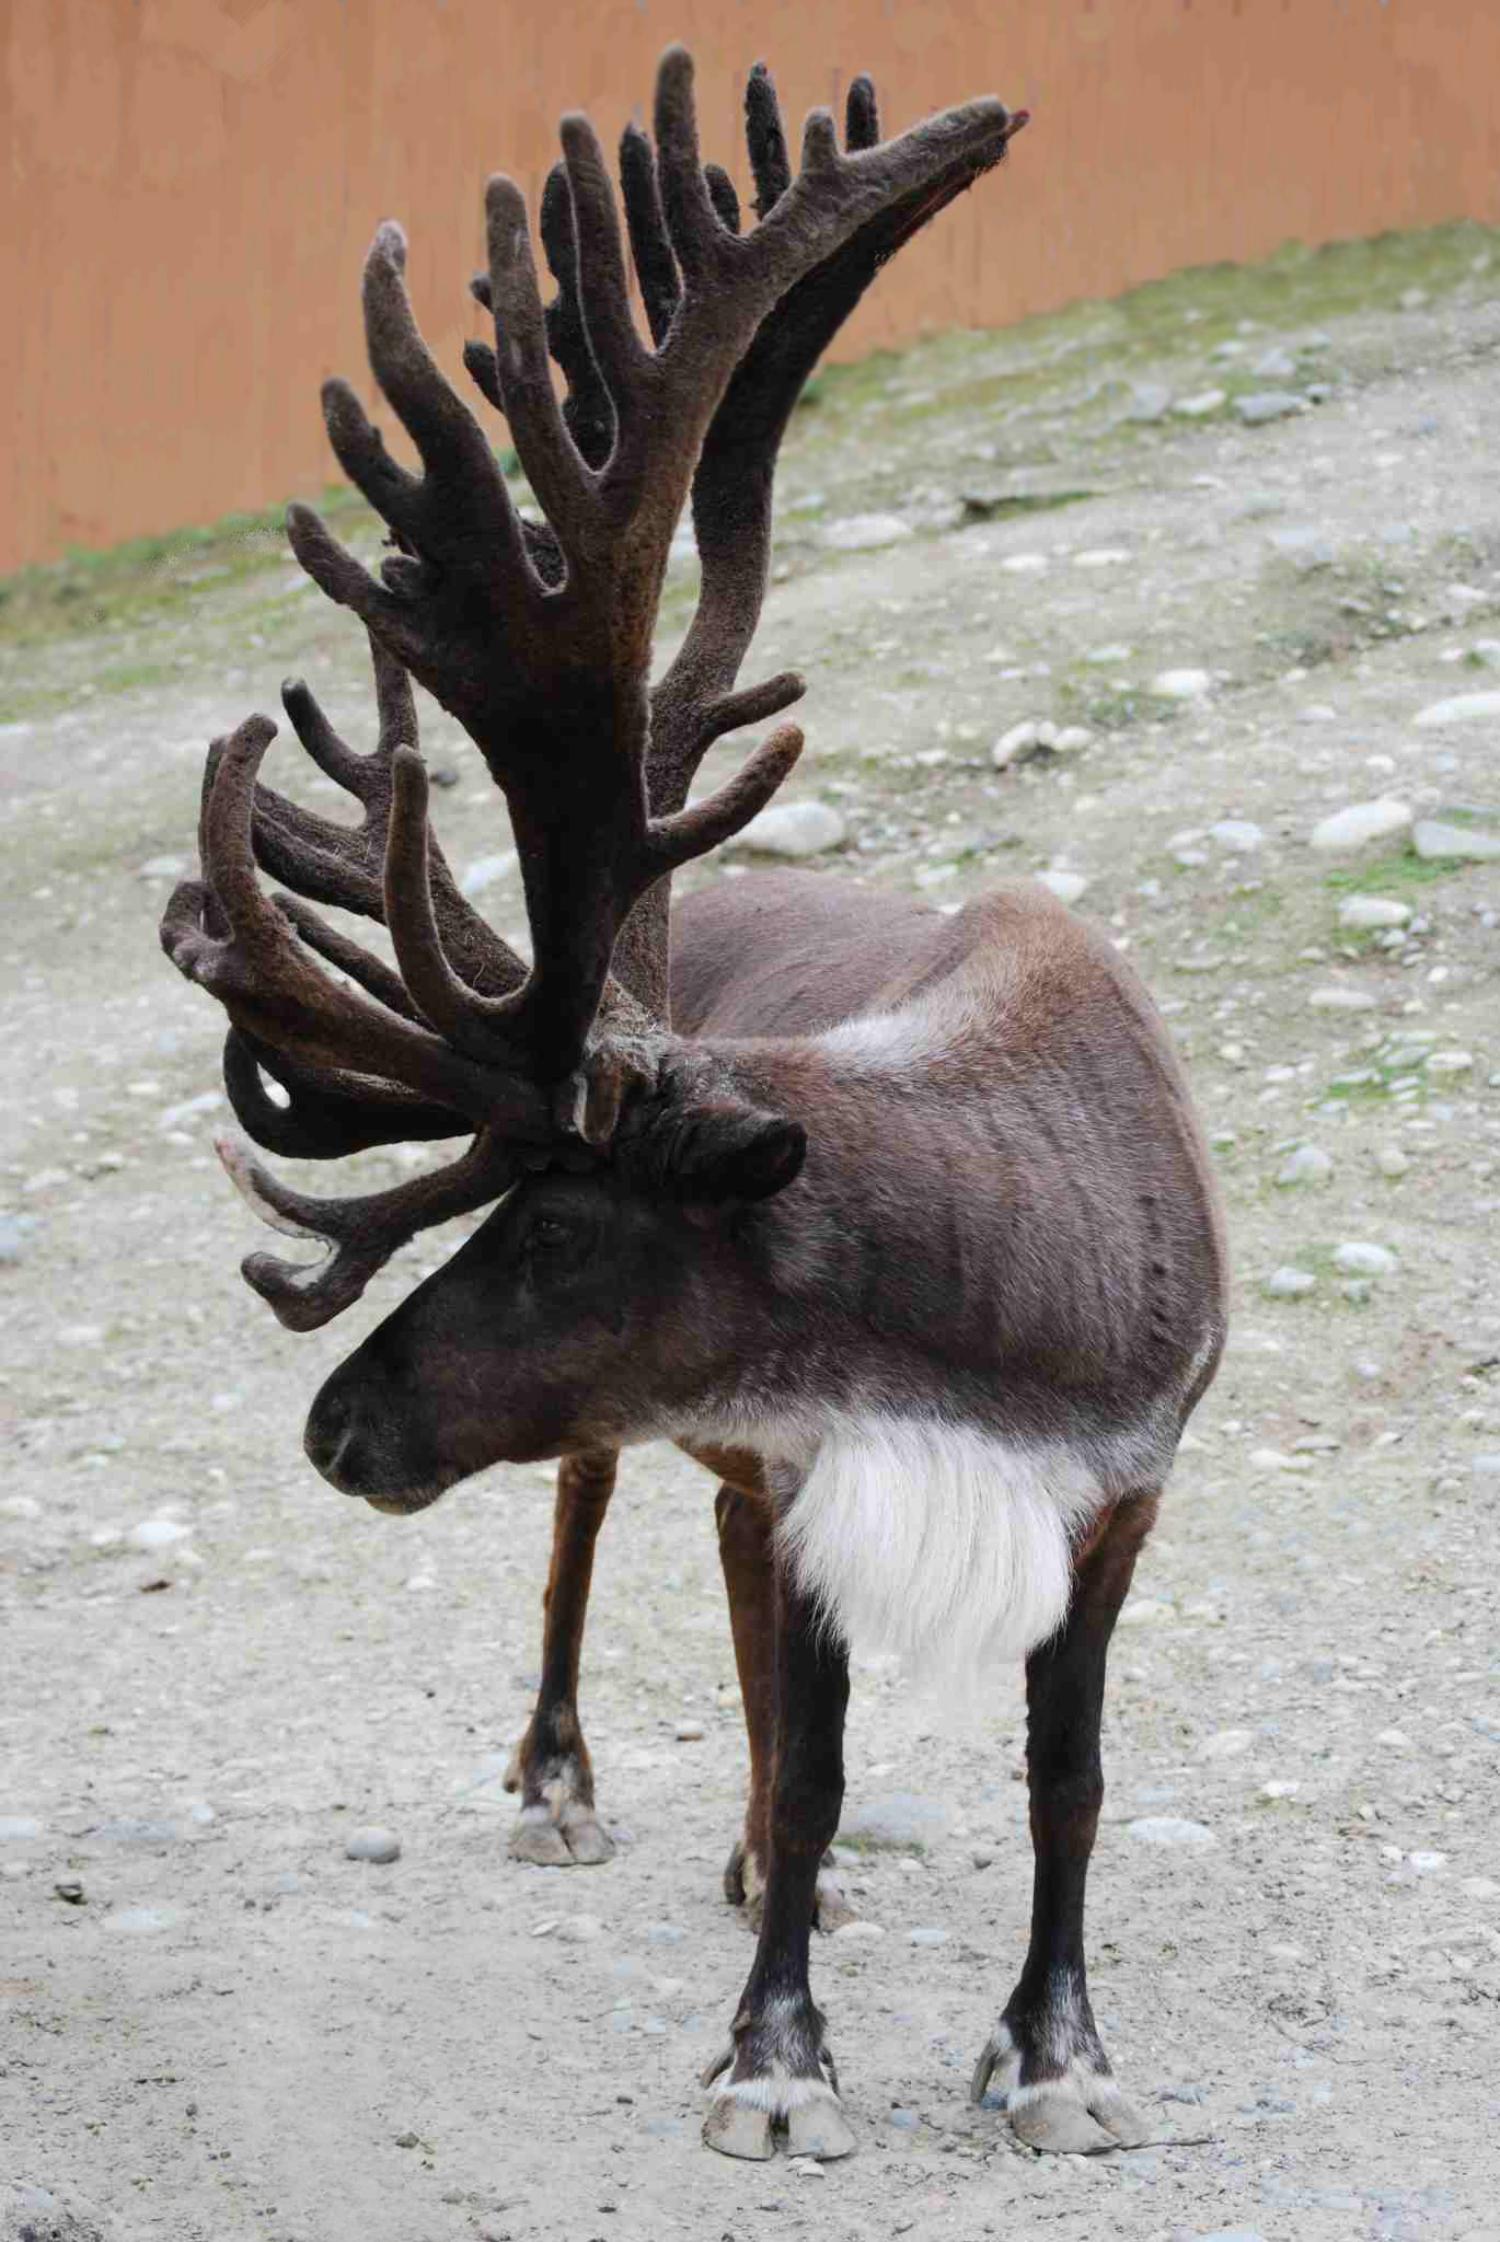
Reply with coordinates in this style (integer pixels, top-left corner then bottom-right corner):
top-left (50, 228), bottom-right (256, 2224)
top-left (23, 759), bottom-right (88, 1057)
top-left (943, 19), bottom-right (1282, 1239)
top-left (970, 1493), bottom-right (1159, 2152)
top-left (506, 1448), bottom-right (617, 1866)
top-left (702, 1540), bottom-right (855, 2162)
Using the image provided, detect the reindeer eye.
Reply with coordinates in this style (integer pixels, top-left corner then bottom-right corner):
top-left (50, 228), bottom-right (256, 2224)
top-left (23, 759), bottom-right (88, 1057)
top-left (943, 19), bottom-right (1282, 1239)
top-left (528, 1214), bottom-right (573, 1251)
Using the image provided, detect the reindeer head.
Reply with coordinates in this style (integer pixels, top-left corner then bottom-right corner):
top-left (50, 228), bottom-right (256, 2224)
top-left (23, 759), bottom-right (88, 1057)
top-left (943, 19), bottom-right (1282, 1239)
top-left (161, 50), bottom-right (1023, 1510)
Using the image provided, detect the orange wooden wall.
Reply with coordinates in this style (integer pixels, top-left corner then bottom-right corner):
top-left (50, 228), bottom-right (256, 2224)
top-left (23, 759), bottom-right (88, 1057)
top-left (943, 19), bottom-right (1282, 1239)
top-left (4, 0), bottom-right (1499, 573)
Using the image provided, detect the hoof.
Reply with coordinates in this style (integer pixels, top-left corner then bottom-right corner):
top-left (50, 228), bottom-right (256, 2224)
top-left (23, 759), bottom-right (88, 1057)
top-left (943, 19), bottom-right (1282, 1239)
top-left (703, 2097), bottom-right (775, 2161)
top-left (508, 1800), bottom-right (615, 1868)
top-left (970, 2022), bottom-right (1145, 2155)
top-left (787, 2093), bottom-right (857, 2160)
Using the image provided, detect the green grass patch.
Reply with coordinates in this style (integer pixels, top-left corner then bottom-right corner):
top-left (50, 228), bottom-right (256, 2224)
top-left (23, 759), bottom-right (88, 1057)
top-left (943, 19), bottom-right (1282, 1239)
top-left (1323, 847), bottom-right (1470, 893)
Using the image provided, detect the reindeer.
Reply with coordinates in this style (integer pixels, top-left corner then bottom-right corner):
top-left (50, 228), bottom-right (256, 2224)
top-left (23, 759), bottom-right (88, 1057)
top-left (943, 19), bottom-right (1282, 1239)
top-left (160, 50), bottom-right (1227, 2164)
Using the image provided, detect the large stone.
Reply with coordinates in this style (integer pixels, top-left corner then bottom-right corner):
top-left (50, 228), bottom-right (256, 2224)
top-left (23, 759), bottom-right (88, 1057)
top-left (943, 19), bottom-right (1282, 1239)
top-left (1235, 391), bottom-right (1305, 425)
top-left (1412, 818), bottom-right (1500, 862)
top-left (1412, 689), bottom-right (1500, 728)
top-left (733, 801), bottom-right (847, 858)
top-left (839, 1794), bottom-right (952, 1850)
top-left (1308, 799), bottom-right (1412, 851)
top-left (1337, 895), bottom-right (1411, 930)
top-left (1151, 668), bottom-right (1212, 701)
top-left (820, 513), bottom-right (913, 552)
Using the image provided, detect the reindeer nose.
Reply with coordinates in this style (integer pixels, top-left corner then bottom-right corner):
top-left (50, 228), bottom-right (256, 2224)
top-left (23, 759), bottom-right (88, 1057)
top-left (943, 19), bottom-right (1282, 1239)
top-left (304, 1382), bottom-right (362, 1489)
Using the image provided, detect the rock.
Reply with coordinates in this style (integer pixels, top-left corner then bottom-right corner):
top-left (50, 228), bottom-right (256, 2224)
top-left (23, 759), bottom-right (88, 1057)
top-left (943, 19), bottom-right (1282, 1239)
top-left (137, 854), bottom-right (188, 881)
top-left (1375, 1146), bottom-right (1410, 1178)
top-left (1275, 1144), bottom-right (1333, 1188)
top-left (1253, 347), bottom-right (1298, 380)
top-left (1412, 818), bottom-right (1500, 862)
top-left (0, 1214), bottom-right (32, 1266)
top-left (840, 1794), bottom-right (951, 1850)
top-left (1426, 1049), bottom-right (1474, 1076)
top-left (344, 1826), bottom-right (401, 1865)
top-left (104, 1906), bottom-right (178, 1933)
top-left (1250, 1448), bottom-right (1313, 1474)
top-left (1308, 986), bottom-right (1376, 1012)
top-left (1035, 869), bottom-right (1089, 905)
top-left (1332, 1242), bottom-right (1397, 1277)
top-left (553, 1913), bottom-right (606, 1943)
top-left (1235, 391), bottom-right (1304, 425)
top-left (1151, 668), bottom-right (1212, 701)
top-left (820, 512), bottom-right (913, 552)
top-left (1072, 548), bottom-right (1130, 568)
top-left (645, 1921), bottom-right (686, 1945)
top-left (673, 1720), bottom-right (705, 1742)
top-left (0, 1817), bottom-right (42, 1841)
top-left (1209, 819), bottom-right (1264, 852)
top-left (1412, 689), bottom-right (1500, 727)
top-left (1124, 383), bottom-right (1172, 423)
top-left (906, 1926), bottom-right (950, 1947)
top-left (1262, 1267), bottom-right (1316, 1299)
top-left (1308, 798), bottom-right (1413, 851)
top-left (1199, 1729), bottom-right (1254, 1761)
top-left (830, 1919), bottom-right (887, 1942)
top-left (992, 720), bottom-right (1044, 768)
top-left (999, 551), bottom-right (1050, 575)
top-left (1173, 389), bottom-right (1226, 418)
top-left (1052, 726), bottom-right (1094, 753)
top-left (733, 800), bottom-right (847, 858)
top-left (1471, 1454), bottom-right (1500, 1479)
top-left (1127, 1816), bottom-right (1216, 1846)
top-left (1, 2186), bottom-right (109, 2242)
top-left (52, 1880), bottom-right (85, 1905)
top-left (1337, 895), bottom-right (1411, 930)
top-left (459, 851), bottom-right (518, 899)
top-left (129, 1518), bottom-right (191, 1551)
top-left (887, 2106), bottom-right (921, 2131)
top-left (1269, 525), bottom-right (1335, 571)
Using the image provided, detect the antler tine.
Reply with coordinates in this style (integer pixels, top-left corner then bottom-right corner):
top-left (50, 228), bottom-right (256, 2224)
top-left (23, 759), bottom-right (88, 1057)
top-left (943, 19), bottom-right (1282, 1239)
top-left (610, 66), bottom-right (1024, 1014)
top-left (222, 1030), bottom-right (467, 1160)
top-left (161, 714), bottom-right (552, 1139)
top-left (214, 1128), bottom-right (514, 1331)
top-left (250, 635), bottom-right (529, 1005)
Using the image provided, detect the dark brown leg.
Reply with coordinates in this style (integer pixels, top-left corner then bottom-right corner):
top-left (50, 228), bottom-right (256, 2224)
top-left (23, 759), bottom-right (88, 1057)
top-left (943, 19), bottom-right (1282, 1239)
top-left (703, 1539), bottom-right (856, 2162)
top-left (504, 1447), bottom-right (618, 1867)
top-left (714, 1478), bottom-right (855, 1933)
top-left (714, 1482), bottom-right (776, 1909)
top-left (971, 1493), bottom-right (1160, 2152)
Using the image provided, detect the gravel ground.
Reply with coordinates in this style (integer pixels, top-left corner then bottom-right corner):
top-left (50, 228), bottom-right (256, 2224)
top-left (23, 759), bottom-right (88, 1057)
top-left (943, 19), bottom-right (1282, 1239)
top-left (3, 222), bottom-right (1499, 2242)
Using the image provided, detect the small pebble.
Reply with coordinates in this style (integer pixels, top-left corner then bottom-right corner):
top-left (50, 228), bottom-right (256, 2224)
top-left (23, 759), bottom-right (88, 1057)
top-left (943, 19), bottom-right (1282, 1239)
top-left (831, 1919), bottom-right (888, 1942)
top-left (1337, 895), bottom-right (1410, 931)
top-left (733, 800), bottom-right (847, 858)
top-left (1152, 668), bottom-right (1212, 701)
top-left (1262, 1266), bottom-right (1316, 1299)
top-left (129, 1518), bottom-right (191, 1551)
top-left (344, 1827), bottom-right (401, 1865)
top-left (1235, 391), bottom-right (1304, 425)
top-left (553, 1913), bottom-right (607, 1943)
top-left (1035, 868), bottom-right (1089, 905)
top-left (674, 1720), bottom-right (705, 1743)
top-left (820, 512), bottom-right (913, 552)
top-left (1375, 1146), bottom-right (1410, 1178)
top-left (0, 1817), bottom-right (42, 1841)
top-left (907, 1926), bottom-right (950, 1947)
top-left (1412, 818), bottom-right (1500, 862)
top-left (1308, 986), bottom-right (1376, 1012)
top-left (1275, 1144), bottom-right (1333, 1188)
top-left (1209, 819), bottom-right (1264, 852)
top-left (1308, 798), bottom-right (1412, 851)
top-left (1127, 1816), bottom-right (1216, 1846)
top-left (1333, 1241), bottom-right (1397, 1277)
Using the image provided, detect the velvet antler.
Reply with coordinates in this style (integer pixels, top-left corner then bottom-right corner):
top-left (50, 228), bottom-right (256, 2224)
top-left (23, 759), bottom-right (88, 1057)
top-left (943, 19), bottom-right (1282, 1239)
top-left (161, 47), bottom-right (1022, 1326)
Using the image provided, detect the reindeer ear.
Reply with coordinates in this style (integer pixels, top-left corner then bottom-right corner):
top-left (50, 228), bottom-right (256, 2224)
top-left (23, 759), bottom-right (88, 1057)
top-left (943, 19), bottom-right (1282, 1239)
top-left (647, 1100), bottom-right (807, 1206)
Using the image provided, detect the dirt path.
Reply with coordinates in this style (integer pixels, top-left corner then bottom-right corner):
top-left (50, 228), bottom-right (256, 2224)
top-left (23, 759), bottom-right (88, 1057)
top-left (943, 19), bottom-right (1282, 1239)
top-left (3, 223), bottom-right (1499, 2242)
